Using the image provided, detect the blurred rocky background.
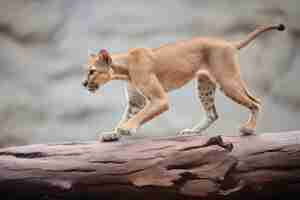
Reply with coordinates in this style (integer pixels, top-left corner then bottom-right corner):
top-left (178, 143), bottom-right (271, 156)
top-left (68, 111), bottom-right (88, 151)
top-left (0, 0), bottom-right (299, 147)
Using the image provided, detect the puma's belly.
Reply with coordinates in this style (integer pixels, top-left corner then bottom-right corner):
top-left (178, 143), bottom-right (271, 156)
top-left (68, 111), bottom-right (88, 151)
top-left (152, 48), bottom-right (201, 92)
top-left (156, 64), bottom-right (197, 92)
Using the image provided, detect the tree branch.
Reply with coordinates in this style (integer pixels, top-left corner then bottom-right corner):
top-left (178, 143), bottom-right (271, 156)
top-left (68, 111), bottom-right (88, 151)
top-left (0, 131), bottom-right (300, 200)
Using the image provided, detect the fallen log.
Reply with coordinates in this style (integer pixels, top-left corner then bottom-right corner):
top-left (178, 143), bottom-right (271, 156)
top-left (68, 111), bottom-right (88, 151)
top-left (0, 131), bottom-right (300, 200)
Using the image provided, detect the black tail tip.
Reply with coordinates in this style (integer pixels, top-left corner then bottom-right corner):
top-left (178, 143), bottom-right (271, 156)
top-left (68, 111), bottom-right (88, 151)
top-left (277, 24), bottom-right (286, 31)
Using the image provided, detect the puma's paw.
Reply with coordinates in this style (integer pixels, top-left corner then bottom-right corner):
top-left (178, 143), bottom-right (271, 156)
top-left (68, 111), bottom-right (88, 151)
top-left (116, 127), bottom-right (136, 136)
top-left (100, 131), bottom-right (121, 142)
top-left (178, 128), bottom-right (199, 136)
top-left (239, 127), bottom-right (255, 136)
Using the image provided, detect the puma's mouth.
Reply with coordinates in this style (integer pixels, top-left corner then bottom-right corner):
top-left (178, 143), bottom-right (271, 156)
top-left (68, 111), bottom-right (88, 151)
top-left (87, 84), bottom-right (99, 93)
top-left (82, 80), bottom-right (99, 93)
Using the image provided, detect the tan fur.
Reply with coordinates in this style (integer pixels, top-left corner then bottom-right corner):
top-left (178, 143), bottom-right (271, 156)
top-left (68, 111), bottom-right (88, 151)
top-left (82, 24), bottom-right (285, 141)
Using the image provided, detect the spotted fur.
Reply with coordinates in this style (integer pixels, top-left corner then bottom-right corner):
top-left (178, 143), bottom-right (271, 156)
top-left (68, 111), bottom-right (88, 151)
top-left (179, 72), bottom-right (218, 135)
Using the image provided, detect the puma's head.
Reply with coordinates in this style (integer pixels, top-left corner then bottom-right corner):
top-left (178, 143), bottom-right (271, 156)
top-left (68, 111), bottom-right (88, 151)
top-left (82, 49), bottom-right (113, 92)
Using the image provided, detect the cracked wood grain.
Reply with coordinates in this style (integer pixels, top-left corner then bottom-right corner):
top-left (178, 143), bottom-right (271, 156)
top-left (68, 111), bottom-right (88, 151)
top-left (0, 132), bottom-right (300, 200)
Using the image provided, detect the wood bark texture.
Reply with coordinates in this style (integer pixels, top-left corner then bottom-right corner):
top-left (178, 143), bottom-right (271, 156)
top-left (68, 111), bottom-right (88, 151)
top-left (0, 131), bottom-right (300, 200)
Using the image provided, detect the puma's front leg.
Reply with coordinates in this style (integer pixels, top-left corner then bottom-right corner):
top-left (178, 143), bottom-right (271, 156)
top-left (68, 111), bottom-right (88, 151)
top-left (117, 98), bottom-right (169, 135)
top-left (114, 83), bottom-right (146, 133)
top-left (117, 74), bottom-right (169, 136)
top-left (100, 84), bottom-right (145, 142)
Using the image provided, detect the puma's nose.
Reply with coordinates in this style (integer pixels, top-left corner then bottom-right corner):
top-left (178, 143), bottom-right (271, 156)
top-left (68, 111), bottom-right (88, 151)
top-left (82, 80), bottom-right (88, 87)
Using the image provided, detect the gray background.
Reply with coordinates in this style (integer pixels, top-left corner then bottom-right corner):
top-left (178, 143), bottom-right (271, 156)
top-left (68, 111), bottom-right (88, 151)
top-left (0, 0), bottom-right (299, 147)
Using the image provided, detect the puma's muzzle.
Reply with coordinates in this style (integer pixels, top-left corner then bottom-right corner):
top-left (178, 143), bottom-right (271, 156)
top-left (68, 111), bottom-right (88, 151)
top-left (82, 79), bottom-right (99, 93)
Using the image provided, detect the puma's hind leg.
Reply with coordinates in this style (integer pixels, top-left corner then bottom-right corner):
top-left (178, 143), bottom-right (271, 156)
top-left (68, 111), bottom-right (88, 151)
top-left (211, 46), bottom-right (261, 136)
top-left (220, 77), bottom-right (261, 136)
top-left (179, 71), bottom-right (218, 135)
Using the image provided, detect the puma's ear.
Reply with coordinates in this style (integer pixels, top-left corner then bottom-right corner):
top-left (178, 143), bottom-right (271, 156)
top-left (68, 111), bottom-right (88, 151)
top-left (99, 49), bottom-right (112, 65)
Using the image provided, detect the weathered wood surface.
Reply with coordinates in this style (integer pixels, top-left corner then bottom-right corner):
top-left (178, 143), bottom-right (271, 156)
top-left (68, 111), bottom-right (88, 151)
top-left (0, 131), bottom-right (300, 200)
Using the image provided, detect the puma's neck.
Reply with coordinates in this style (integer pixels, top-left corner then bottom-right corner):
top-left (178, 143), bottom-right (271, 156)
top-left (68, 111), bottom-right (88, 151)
top-left (110, 53), bottom-right (130, 81)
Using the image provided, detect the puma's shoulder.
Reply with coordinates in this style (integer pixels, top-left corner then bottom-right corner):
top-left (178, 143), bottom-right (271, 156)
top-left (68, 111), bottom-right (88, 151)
top-left (128, 48), bottom-right (154, 65)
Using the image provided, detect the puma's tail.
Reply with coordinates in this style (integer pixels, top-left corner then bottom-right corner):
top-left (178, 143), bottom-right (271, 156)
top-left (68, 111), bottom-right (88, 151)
top-left (234, 24), bottom-right (285, 50)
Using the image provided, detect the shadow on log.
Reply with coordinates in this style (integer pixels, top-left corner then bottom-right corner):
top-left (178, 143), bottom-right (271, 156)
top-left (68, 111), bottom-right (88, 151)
top-left (0, 131), bottom-right (300, 200)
